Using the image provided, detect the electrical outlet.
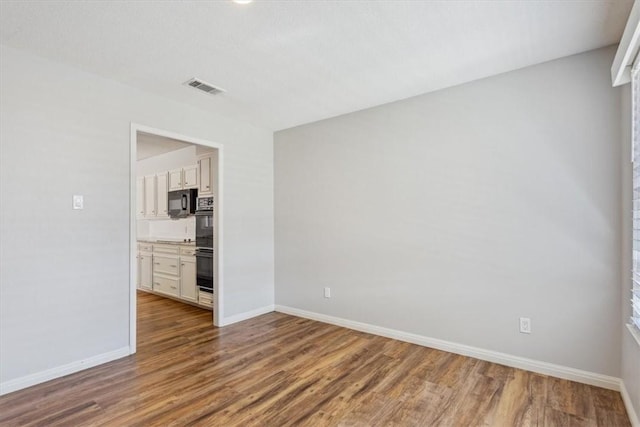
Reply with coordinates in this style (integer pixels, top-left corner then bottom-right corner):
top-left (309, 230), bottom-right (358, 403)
top-left (519, 317), bottom-right (531, 334)
top-left (324, 287), bottom-right (331, 298)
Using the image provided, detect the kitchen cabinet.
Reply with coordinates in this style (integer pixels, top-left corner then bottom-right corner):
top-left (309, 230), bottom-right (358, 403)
top-left (168, 166), bottom-right (198, 191)
top-left (199, 290), bottom-right (213, 308)
top-left (144, 175), bottom-right (156, 217)
top-left (156, 172), bottom-right (169, 218)
top-left (153, 245), bottom-right (179, 276)
top-left (138, 241), bottom-right (208, 309)
top-left (136, 177), bottom-right (145, 219)
top-left (153, 275), bottom-right (180, 297)
top-left (138, 174), bottom-right (168, 219)
top-left (153, 254), bottom-right (179, 276)
top-left (180, 256), bottom-right (197, 302)
top-left (152, 244), bottom-right (182, 300)
top-left (183, 165), bottom-right (198, 189)
top-left (168, 168), bottom-right (183, 191)
top-left (137, 243), bottom-right (153, 291)
top-left (198, 153), bottom-right (214, 196)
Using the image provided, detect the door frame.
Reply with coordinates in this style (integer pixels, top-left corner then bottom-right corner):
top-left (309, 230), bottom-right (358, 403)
top-left (129, 123), bottom-right (224, 353)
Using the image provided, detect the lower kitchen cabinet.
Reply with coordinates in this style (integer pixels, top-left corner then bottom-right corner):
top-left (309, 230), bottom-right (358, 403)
top-left (198, 290), bottom-right (213, 308)
top-left (153, 254), bottom-right (179, 276)
top-left (153, 274), bottom-right (180, 297)
top-left (137, 241), bottom-right (208, 309)
top-left (152, 245), bottom-right (181, 297)
top-left (137, 243), bottom-right (153, 291)
top-left (180, 256), bottom-right (197, 302)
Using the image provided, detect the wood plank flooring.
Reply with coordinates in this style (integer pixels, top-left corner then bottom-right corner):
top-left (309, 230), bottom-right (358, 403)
top-left (0, 291), bottom-right (631, 426)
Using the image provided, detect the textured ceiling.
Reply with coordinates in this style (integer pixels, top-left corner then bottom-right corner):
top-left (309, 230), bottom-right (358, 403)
top-left (0, 1), bottom-right (633, 131)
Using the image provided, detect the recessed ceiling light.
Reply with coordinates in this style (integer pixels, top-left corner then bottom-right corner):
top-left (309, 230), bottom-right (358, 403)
top-left (232, 0), bottom-right (253, 4)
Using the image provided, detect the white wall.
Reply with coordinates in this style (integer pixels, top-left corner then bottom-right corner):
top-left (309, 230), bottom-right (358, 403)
top-left (0, 45), bottom-right (274, 386)
top-left (620, 86), bottom-right (640, 420)
top-left (275, 47), bottom-right (622, 376)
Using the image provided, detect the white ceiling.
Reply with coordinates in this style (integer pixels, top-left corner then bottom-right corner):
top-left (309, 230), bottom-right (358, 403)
top-left (137, 132), bottom-right (193, 161)
top-left (0, 1), bottom-right (633, 131)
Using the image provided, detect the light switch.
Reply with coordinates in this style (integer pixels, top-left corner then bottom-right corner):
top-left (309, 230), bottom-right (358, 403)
top-left (73, 195), bottom-right (84, 210)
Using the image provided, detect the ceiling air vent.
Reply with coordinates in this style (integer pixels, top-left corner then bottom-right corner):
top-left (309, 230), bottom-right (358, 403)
top-left (184, 78), bottom-right (226, 96)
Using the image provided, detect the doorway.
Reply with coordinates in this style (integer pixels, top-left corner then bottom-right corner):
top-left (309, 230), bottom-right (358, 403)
top-left (129, 123), bottom-right (224, 353)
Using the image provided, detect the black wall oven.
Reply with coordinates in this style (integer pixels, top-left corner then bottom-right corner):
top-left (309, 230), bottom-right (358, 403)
top-left (195, 211), bottom-right (214, 249)
top-left (195, 196), bottom-right (214, 293)
top-left (195, 248), bottom-right (213, 293)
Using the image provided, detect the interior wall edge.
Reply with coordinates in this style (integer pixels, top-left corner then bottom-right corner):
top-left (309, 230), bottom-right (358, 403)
top-left (621, 378), bottom-right (640, 427)
top-left (220, 304), bottom-right (275, 326)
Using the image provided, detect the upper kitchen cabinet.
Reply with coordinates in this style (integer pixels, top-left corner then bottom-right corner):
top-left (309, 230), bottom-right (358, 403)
top-left (183, 165), bottom-right (198, 188)
top-left (139, 173), bottom-right (169, 219)
top-left (168, 168), bottom-right (183, 191)
top-left (156, 172), bottom-right (169, 218)
top-left (168, 166), bottom-right (198, 191)
top-left (136, 177), bottom-right (145, 219)
top-left (144, 175), bottom-right (156, 217)
top-left (198, 152), bottom-right (216, 196)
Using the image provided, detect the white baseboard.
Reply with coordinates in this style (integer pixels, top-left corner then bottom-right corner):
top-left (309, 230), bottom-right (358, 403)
top-left (620, 380), bottom-right (640, 427)
top-left (0, 346), bottom-right (130, 396)
top-left (275, 305), bottom-right (621, 391)
top-left (221, 304), bottom-right (274, 326)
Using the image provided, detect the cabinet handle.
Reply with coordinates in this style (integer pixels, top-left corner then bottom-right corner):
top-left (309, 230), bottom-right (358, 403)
top-left (181, 263), bottom-right (185, 266)
top-left (206, 185), bottom-right (210, 189)
top-left (154, 282), bottom-right (160, 286)
top-left (154, 262), bottom-right (160, 265)
top-left (170, 286), bottom-right (177, 289)
top-left (170, 264), bottom-right (177, 268)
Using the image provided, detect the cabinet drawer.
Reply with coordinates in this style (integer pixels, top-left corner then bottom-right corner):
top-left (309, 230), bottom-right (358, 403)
top-left (138, 243), bottom-right (153, 252)
top-left (153, 274), bottom-right (180, 297)
top-left (199, 291), bottom-right (213, 307)
top-left (153, 244), bottom-right (180, 255)
top-left (153, 255), bottom-right (179, 276)
top-left (180, 247), bottom-right (196, 256)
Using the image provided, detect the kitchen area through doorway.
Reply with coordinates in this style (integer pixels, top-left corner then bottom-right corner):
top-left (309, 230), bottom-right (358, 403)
top-left (134, 130), bottom-right (220, 331)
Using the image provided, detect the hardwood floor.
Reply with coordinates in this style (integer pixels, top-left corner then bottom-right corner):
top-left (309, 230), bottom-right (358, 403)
top-left (0, 292), bottom-right (631, 426)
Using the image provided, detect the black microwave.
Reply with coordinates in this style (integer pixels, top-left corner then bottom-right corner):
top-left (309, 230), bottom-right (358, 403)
top-left (168, 189), bottom-right (197, 218)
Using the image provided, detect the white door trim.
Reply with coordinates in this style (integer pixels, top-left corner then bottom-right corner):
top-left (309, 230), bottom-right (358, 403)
top-left (129, 123), bottom-right (224, 354)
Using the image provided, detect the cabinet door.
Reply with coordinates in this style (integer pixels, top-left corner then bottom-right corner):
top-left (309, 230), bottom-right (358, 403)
top-left (136, 177), bottom-right (145, 218)
top-left (198, 156), bottom-right (212, 195)
top-left (139, 253), bottom-right (153, 290)
top-left (183, 165), bottom-right (198, 189)
top-left (156, 173), bottom-right (169, 218)
top-left (180, 257), bottom-right (197, 302)
top-left (144, 175), bottom-right (156, 217)
top-left (168, 168), bottom-right (183, 191)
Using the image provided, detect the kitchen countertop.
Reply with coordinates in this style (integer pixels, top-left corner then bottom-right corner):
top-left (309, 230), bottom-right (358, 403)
top-left (137, 238), bottom-right (196, 246)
